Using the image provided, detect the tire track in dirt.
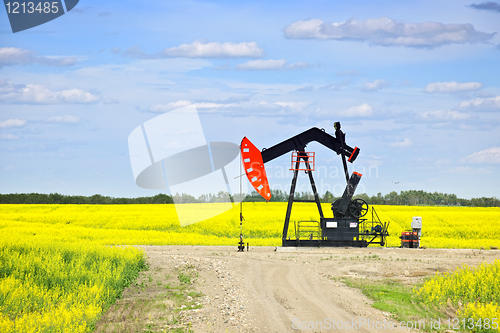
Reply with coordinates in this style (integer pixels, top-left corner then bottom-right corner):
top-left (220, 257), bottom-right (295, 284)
top-left (233, 257), bottom-right (374, 332)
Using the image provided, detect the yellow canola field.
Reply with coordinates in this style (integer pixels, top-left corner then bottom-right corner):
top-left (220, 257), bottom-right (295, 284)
top-left (0, 238), bottom-right (145, 333)
top-left (0, 203), bottom-right (499, 248)
top-left (0, 203), bottom-right (499, 332)
top-left (416, 260), bottom-right (500, 332)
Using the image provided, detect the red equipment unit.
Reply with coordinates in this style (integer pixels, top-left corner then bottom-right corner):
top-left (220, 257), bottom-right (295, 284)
top-left (401, 231), bottom-right (419, 248)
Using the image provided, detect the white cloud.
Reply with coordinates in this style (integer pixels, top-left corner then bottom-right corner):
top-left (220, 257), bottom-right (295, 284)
top-left (283, 17), bottom-right (494, 47)
top-left (362, 79), bottom-right (388, 91)
top-left (237, 59), bottom-right (286, 70)
top-left (236, 59), bottom-right (311, 70)
top-left (424, 81), bottom-right (483, 94)
top-left (459, 96), bottom-right (500, 109)
top-left (149, 101), bottom-right (192, 112)
top-left (0, 47), bottom-right (76, 67)
top-left (273, 101), bottom-right (310, 110)
top-left (57, 89), bottom-right (100, 104)
top-left (339, 103), bottom-right (373, 117)
top-left (148, 99), bottom-right (316, 118)
top-left (463, 147), bottom-right (500, 164)
top-left (242, 100), bottom-right (314, 116)
top-left (320, 80), bottom-right (351, 91)
top-left (160, 40), bottom-right (264, 58)
top-left (284, 19), bottom-right (325, 39)
top-left (390, 138), bottom-right (413, 148)
top-left (419, 110), bottom-right (472, 121)
top-left (47, 115), bottom-right (81, 124)
top-left (195, 102), bottom-right (238, 109)
top-left (288, 62), bottom-right (312, 70)
top-left (0, 118), bottom-right (27, 128)
top-left (148, 100), bottom-right (237, 113)
top-left (366, 154), bottom-right (383, 167)
top-left (0, 79), bottom-right (101, 104)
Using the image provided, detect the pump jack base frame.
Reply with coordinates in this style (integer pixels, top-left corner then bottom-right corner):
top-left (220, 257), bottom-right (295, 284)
top-left (283, 228), bottom-right (389, 247)
top-left (283, 239), bottom-right (368, 247)
top-left (282, 152), bottom-right (388, 248)
top-left (282, 230), bottom-right (388, 247)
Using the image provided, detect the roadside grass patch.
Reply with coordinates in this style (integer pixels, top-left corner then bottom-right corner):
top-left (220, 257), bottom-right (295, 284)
top-left (341, 277), bottom-right (449, 332)
top-left (95, 258), bottom-right (203, 333)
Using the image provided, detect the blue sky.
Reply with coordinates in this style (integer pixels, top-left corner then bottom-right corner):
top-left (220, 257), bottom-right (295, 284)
top-left (1, 0), bottom-right (499, 199)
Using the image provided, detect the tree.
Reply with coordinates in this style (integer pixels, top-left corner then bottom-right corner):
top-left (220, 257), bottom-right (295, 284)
top-left (322, 191), bottom-right (334, 203)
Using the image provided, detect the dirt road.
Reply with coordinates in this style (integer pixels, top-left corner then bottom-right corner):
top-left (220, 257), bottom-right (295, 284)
top-left (96, 246), bottom-right (500, 333)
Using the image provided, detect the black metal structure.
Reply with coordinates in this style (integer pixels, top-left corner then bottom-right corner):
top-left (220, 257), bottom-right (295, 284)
top-left (259, 122), bottom-right (388, 247)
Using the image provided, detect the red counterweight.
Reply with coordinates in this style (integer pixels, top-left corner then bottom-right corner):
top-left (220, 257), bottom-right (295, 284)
top-left (241, 137), bottom-right (271, 201)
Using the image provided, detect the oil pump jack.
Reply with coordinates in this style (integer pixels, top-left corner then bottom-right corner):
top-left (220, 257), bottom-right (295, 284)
top-left (241, 122), bottom-right (389, 247)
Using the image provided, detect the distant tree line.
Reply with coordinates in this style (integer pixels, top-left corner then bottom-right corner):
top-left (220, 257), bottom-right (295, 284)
top-left (243, 189), bottom-right (314, 202)
top-left (172, 191), bottom-right (241, 204)
top-left (243, 189), bottom-right (500, 207)
top-left (0, 193), bottom-right (173, 204)
top-left (0, 190), bottom-right (499, 207)
top-left (352, 190), bottom-right (500, 207)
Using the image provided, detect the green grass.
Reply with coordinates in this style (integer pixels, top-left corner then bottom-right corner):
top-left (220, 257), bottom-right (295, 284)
top-left (342, 277), bottom-right (451, 332)
top-left (178, 272), bottom-right (192, 284)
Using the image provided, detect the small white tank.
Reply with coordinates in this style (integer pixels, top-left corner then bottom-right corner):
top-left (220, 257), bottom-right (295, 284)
top-left (412, 216), bottom-right (422, 238)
